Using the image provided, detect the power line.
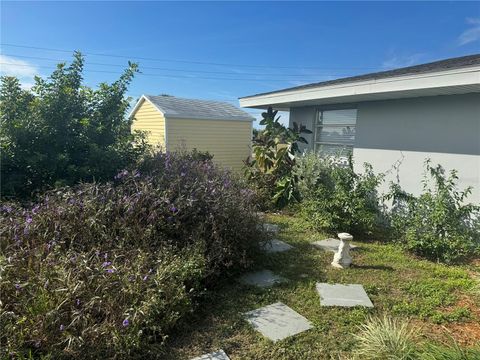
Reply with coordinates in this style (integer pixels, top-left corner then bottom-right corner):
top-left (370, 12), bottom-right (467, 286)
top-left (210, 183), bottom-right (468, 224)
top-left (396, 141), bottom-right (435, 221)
top-left (1, 53), bottom-right (354, 77)
top-left (0, 61), bottom-right (317, 82)
top-left (0, 43), bottom-right (379, 71)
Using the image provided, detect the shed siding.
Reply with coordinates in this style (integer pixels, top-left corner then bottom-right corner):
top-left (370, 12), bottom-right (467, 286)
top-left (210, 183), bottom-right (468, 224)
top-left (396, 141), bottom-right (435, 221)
top-left (131, 100), bottom-right (166, 148)
top-left (167, 118), bottom-right (252, 171)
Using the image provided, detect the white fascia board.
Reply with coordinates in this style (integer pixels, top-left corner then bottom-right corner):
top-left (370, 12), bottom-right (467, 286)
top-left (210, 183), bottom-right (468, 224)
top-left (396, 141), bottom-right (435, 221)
top-left (239, 66), bottom-right (480, 108)
top-left (128, 95), bottom-right (165, 119)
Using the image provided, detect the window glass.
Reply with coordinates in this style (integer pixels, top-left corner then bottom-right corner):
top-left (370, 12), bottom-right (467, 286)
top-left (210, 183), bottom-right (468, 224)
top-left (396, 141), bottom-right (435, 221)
top-left (315, 109), bottom-right (357, 156)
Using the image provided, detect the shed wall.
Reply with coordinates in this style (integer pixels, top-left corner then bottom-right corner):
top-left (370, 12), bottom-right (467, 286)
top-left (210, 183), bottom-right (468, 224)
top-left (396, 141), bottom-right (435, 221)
top-left (131, 100), bottom-right (166, 149)
top-left (166, 118), bottom-right (252, 171)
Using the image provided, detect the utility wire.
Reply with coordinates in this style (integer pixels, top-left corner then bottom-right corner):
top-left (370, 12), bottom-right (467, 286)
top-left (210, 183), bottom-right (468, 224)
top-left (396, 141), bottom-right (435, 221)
top-left (0, 61), bottom-right (320, 82)
top-left (1, 53), bottom-right (354, 77)
top-left (0, 43), bottom-right (379, 70)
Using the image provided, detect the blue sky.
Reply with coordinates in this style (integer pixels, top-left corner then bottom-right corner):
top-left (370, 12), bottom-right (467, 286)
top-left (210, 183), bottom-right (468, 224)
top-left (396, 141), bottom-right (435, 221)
top-left (1, 1), bottom-right (479, 126)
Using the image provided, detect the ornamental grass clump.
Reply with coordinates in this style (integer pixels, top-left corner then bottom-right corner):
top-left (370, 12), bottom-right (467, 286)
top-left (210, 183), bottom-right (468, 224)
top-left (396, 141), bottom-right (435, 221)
top-left (0, 151), bottom-right (266, 359)
top-left (353, 315), bottom-right (419, 360)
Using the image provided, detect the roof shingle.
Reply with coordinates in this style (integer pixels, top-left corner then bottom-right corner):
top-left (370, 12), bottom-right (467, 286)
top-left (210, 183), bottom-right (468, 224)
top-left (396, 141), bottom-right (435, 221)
top-left (144, 95), bottom-right (254, 121)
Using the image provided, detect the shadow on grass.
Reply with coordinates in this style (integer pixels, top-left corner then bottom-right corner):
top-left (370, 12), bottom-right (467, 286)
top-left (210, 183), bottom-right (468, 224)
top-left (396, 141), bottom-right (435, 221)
top-left (352, 264), bottom-right (395, 271)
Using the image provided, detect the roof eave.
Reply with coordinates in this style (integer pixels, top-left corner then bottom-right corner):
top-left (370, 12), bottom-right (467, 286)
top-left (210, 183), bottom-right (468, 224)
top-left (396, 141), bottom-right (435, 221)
top-left (239, 66), bottom-right (480, 109)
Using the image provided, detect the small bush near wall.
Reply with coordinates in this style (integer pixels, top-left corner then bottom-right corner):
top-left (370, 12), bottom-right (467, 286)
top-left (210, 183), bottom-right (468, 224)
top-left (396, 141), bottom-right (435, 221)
top-left (0, 151), bottom-right (266, 358)
top-left (294, 153), bottom-right (386, 238)
top-left (388, 160), bottom-right (480, 264)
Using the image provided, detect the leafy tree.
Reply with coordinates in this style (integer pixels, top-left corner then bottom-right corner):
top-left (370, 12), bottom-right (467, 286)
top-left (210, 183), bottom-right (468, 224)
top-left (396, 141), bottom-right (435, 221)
top-left (0, 52), bottom-right (149, 199)
top-left (245, 107), bottom-right (311, 208)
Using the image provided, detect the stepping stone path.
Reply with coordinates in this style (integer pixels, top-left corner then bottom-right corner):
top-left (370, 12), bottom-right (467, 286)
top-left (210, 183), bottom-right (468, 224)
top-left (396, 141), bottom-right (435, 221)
top-left (190, 349), bottom-right (230, 360)
top-left (312, 238), bottom-right (358, 252)
top-left (235, 223), bottom-right (373, 351)
top-left (262, 239), bottom-right (293, 253)
top-left (239, 270), bottom-right (286, 288)
top-left (316, 283), bottom-right (374, 308)
top-left (244, 302), bottom-right (312, 342)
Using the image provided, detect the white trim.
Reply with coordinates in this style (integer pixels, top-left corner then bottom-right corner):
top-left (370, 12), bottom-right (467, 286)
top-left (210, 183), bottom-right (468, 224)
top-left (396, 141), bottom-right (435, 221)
top-left (164, 116), bottom-right (169, 152)
top-left (240, 66), bottom-right (480, 108)
top-left (128, 95), bottom-right (166, 119)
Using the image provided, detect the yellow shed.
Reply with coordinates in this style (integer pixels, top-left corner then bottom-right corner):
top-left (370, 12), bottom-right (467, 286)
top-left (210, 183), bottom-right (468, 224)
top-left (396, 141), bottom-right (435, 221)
top-left (130, 95), bottom-right (254, 171)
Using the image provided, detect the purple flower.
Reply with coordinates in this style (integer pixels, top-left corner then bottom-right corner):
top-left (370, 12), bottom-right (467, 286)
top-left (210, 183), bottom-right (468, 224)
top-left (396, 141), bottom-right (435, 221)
top-left (102, 261), bottom-right (112, 267)
top-left (25, 216), bottom-right (33, 224)
top-left (1, 205), bottom-right (12, 213)
top-left (75, 299), bottom-right (81, 306)
top-left (114, 169), bottom-right (129, 180)
top-left (59, 324), bottom-right (65, 331)
top-left (14, 283), bottom-right (21, 290)
top-left (106, 268), bottom-right (115, 274)
top-left (170, 205), bottom-right (178, 213)
top-left (122, 319), bottom-right (130, 327)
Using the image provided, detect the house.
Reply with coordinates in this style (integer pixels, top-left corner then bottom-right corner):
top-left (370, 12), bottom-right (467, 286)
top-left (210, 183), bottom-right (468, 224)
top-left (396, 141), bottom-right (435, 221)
top-left (130, 95), bottom-right (254, 171)
top-left (239, 54), bottom-right (480, 202)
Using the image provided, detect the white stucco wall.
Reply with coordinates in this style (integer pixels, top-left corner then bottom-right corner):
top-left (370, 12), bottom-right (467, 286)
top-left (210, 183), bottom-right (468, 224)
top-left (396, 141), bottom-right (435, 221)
top-left (290, 93), bottom-right (480, 203)
top-left (354, 94), bottom-right (480, 203)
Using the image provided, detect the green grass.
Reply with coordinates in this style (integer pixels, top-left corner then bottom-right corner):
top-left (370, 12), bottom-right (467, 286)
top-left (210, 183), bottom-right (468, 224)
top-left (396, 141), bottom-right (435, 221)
top-left (160, 213), bottom-right (480, 359)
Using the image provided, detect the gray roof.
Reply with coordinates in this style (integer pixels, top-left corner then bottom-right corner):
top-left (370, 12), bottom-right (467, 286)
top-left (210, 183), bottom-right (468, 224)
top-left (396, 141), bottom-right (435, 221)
top-left (240, 54), bottom-right (480, 98)
top-left (144, 95), bottom-right (254, 121)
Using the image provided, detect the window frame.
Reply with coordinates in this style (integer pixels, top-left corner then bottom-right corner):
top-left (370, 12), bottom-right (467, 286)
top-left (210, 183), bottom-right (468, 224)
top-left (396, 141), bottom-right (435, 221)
top-left (313, 108), bottom-right (357, 153)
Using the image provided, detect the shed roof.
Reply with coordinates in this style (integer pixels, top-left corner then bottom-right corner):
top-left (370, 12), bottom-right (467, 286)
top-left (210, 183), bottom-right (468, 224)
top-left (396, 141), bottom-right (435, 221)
top-left (240, 54), bottom-right (480, 99)
top-left (133, 95), bottom-right (254, 121)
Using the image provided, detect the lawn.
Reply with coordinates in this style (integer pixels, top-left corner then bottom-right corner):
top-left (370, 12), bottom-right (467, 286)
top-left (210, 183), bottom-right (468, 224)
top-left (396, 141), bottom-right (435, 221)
top-left (160, 213), bottom-right (480, 359)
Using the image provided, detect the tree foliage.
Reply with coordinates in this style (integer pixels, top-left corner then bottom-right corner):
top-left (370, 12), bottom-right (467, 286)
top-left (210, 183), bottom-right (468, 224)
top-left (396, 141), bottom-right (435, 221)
top-left (0, 52), bottom-right (149, 199)
top-left (245, 107), bottom-right (311, 208)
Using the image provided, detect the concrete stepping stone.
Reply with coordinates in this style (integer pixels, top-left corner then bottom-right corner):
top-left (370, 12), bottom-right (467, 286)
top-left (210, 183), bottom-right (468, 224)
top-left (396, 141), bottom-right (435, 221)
top-left (190, 349), bottom-right (230, 360)
top-left (263, 223), bottom-right (280, 233)
top-left (244, 302), bottom-right (312, 342)
top-left (239, 270), bottom-right (286, 288)
top-left (262, 239), bottom-right (293, 253)
top-left (316, 283), bottom-right (374, 308)
top-left (312, 238), bottom-right (358, 252)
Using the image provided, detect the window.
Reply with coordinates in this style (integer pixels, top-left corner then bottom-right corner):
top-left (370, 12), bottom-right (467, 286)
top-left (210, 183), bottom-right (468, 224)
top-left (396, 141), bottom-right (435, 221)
top-left (314, 109), bottom-right (357, 156)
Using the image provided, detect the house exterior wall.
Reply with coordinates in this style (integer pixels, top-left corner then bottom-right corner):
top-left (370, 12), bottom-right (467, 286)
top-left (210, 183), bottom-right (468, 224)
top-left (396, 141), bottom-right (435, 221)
top-left (289, 93), bottom-right (480, 203)
top-left (131, 100), bottom-right (166, 149)
top-left (166, 118), bottom-right (252, 172)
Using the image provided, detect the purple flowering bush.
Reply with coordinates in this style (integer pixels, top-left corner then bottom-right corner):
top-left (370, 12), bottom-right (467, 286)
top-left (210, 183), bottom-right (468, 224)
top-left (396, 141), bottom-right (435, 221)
top-left (0, 151), bottom-right (266, 358)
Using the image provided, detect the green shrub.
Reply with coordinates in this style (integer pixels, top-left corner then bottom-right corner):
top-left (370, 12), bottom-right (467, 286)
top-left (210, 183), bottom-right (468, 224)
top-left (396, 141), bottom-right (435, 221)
top-left (0, 151), bottom-right (266, 358)
top-left (388, 160), bottom-right (480, 264)
top-left (353, 315), bottom-right (418, 360)
top-left (295, 153), bottom-right (386, 237)
top-left (244, 107), bottom-right (312, 209)
top-left (0, 52), bottom-right (149, 199)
